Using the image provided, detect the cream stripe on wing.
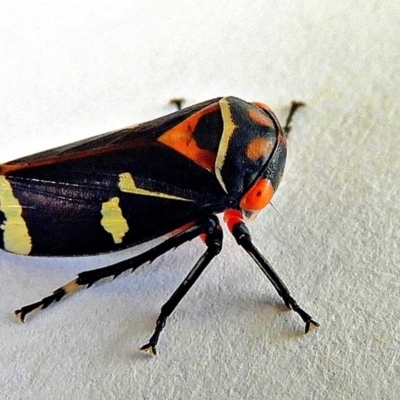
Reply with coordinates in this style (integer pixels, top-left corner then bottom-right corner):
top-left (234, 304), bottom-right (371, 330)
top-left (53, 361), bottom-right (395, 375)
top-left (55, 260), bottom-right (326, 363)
top-left (118, 172), bottom-right (192, 201)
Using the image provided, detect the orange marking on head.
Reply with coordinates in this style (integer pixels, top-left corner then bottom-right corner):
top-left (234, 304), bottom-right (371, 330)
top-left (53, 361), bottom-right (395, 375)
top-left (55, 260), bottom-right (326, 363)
top-left (247, 107), bottom-right (274, 129)
top-left (157, 103), bottom-right (219, 171)
top-left (240, 178), bottom-right (274, 212)
top-left (245, 137), bottom-right (274, 161)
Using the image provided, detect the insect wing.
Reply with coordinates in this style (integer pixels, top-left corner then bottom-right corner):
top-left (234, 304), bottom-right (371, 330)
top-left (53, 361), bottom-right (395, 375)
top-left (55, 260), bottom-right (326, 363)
top-left (0, 98), bottom-right (230, 256)
top-left (6, 98), bottom-right (222, 165)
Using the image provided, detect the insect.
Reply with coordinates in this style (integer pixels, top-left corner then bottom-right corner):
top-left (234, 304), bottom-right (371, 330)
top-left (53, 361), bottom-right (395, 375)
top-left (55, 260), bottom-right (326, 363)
top-left (0, 96), bottom-right (318, 355)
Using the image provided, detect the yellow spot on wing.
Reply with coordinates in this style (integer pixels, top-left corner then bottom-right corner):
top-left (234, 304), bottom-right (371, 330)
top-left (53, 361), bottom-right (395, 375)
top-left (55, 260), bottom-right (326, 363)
top-left (0, 176), bottom-right (32, 255)
top-left (100, 197), bottom-right (129, 244)
top-left (118, 172), bottom-right (192, 201)
top-left (215, 98), bottom-right (236, 193)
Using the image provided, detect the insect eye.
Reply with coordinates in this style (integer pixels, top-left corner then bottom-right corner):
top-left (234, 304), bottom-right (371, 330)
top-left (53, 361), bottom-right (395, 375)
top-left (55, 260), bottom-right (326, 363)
top-left (239, 178), bottom-right (274, 212)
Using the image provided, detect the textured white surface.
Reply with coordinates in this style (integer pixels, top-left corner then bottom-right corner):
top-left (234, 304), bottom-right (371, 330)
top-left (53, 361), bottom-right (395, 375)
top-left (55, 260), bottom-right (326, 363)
top-left (1, 1), bottom-right (399, 399)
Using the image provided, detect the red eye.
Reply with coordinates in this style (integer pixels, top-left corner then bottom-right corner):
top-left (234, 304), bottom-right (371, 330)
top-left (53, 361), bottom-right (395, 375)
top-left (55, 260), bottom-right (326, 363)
top-left (239, 178), bottom-right (274, 211)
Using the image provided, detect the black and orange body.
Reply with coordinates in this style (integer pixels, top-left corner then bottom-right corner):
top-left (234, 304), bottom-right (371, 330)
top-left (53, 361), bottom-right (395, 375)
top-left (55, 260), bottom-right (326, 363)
top-left (0, 97), bottom-right (285, 256)
top-left (0, 96), bottom-right (317, 355)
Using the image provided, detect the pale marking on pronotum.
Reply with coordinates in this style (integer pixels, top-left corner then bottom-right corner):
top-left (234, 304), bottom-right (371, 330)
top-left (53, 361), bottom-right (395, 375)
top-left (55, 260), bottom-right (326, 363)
top-left (245, 137), bottom-right (273, 161)
top-left (118, 172), bottom-right (192, 201)
top-left (0, 176), bottom-right (32, 255)
top-left (100, 197), bottom-right (129, 244)
top-left (215, 98), bottom-right (236, 193)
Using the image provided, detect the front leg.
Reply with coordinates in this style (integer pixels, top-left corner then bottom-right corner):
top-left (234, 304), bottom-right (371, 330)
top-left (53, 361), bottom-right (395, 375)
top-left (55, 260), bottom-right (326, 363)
top-left (225, 210), bottom-right (319, 333)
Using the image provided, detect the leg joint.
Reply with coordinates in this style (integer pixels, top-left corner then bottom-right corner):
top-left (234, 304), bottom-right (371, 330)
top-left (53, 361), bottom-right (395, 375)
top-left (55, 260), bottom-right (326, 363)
top-left (231, 222), bottom-right (251, 246)
top-left (202, 215), bottom-right (223, 255)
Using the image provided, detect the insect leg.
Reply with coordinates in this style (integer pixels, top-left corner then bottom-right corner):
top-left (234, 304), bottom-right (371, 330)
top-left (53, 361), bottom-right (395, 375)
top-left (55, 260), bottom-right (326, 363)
top-left (229, 219), bottom-right (319, 333)
top-left (140, 215), bottom-right (223, 356)
top-left (14, 218), bottom-right (217, 323)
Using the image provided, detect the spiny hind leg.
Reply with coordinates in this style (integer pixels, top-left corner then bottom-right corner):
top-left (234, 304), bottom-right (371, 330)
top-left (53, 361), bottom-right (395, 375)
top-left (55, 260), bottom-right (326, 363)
top-left (14, 218), bottom-right (214, 322)
top-left (15, 280), bottom-right (81, 322)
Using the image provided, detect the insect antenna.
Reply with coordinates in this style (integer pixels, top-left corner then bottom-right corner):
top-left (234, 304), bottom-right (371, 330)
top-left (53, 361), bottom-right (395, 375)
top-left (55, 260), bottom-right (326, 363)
top-left (283, 101), bottom-right (306, 136)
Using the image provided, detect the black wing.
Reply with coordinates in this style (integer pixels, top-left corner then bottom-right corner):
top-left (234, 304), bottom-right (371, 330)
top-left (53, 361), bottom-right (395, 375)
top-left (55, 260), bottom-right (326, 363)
top-left (7, 98), bottom-right (221, 164)
top-left (0, 98), bottom-right (233, 256)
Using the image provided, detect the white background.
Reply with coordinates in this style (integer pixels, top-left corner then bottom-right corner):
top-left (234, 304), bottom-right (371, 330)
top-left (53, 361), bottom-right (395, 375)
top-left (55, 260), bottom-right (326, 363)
top-left (1, 1), bottom-right (399, 399)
